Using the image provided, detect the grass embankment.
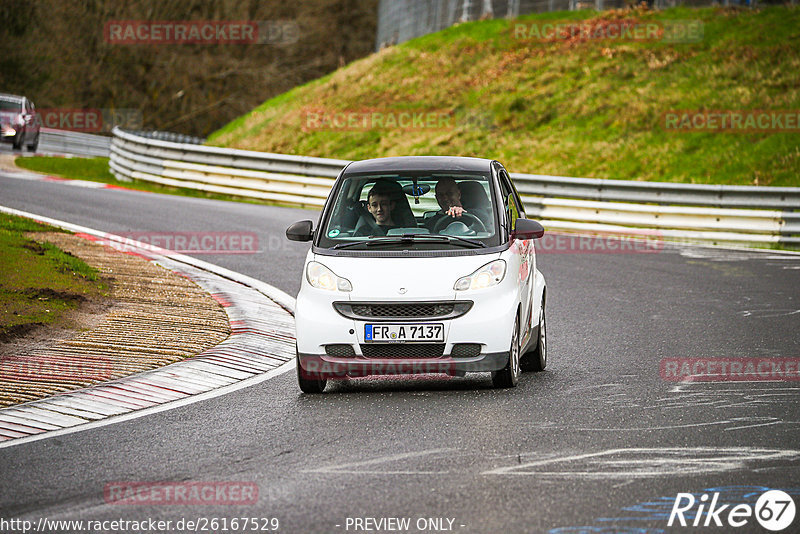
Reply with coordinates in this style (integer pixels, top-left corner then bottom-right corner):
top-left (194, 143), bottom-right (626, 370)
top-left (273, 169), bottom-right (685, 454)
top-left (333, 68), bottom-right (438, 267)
top-left (0, 213), bottom-right (105, 342)
top-left (14, 156), bottom-right (115, 183)
top-left (208, 6), bottom-right (800, 187)
top-left (14, 156), bottom-right (272, 205)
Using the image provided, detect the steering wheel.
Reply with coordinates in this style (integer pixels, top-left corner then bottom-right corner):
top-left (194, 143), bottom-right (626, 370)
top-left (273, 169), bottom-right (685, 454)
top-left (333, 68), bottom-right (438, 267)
top-left (432, 212), bottom-right (487, 234)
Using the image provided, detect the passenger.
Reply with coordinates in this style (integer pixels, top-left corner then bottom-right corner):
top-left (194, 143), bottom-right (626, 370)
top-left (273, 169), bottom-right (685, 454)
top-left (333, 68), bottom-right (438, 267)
top-left (354, 182), bottom-right (402, 236)
top-left (425, 177), bottom-right (488, 232)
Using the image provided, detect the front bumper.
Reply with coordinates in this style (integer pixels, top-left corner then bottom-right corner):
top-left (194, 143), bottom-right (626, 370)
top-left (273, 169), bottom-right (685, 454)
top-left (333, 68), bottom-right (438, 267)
top-left (297, 351), bottom-right (509, 379)
top-left (295, 253), bottom-right (522, 380)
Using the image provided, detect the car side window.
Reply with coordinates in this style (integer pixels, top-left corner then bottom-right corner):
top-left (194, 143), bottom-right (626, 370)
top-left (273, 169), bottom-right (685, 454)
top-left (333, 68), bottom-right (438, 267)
top-left (498, 170), bottom-right (520, 232)
top-left (500, 170), bottom-right (525, 218)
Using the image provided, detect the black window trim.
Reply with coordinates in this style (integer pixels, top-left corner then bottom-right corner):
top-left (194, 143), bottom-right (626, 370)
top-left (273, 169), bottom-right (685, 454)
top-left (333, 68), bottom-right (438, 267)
top-left (493, 163), bottom-right (528, 238)
top-left (312, 168), bottom-right (504, 252)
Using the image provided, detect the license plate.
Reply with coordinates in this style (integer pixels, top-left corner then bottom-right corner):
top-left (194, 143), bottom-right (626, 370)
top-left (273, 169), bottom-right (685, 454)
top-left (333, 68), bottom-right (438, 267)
top-left (365, 323), bottom-right (444, 343)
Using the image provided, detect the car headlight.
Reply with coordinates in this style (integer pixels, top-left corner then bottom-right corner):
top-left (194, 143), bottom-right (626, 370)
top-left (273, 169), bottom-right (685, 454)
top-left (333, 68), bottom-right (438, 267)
top-left (454, 259), bottom-right (506, 291)
top-left (306, 261), bottom-right (352, 292)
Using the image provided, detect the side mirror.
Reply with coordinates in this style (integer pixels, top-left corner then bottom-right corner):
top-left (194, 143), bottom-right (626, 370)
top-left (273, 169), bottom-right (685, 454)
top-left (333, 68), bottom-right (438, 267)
top-left (511, 218), bottom-right (545, 240)
top-left (286, 220), bottom-right (314, 242)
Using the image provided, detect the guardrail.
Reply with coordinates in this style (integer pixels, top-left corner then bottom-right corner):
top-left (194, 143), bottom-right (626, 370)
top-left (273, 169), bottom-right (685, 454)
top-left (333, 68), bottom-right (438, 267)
top-left (110, 128), bottom-right (342, 208)
top-left (38, 128), bottom-right (112, 157)
top-left (110, 127), bottom-right (800, 245)
top-left (119, 129), bottom-right (205, 145)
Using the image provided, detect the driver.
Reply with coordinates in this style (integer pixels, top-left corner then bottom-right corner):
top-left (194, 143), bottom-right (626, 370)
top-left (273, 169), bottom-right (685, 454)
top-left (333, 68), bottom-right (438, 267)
top-left (354, 182), bottom-right (401, 236)
top-left (425, 177), bottom-right (487, 232)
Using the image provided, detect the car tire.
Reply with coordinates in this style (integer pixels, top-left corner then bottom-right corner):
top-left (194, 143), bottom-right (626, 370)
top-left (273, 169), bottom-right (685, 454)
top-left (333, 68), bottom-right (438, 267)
top-left (27, 133), bottom-right (39, 152)
top-left (492, 318), bottom-right (520, 388)
top-left (12, 131), bottom-right (23, 151)
top-left (296, 353), bottom-right (327, 393)
top-left (521, 300), bottom-right (546, 372)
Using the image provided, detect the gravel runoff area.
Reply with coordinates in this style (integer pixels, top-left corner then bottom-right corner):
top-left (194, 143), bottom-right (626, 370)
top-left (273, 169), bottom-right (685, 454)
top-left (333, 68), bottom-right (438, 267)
top-left (0, 232), bottom-right (231, 407)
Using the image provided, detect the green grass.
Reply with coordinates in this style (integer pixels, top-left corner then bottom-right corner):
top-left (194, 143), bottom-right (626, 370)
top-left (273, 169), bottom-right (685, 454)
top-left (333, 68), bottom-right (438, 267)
top-left (0, 213), bottom-right (106, 342)
top-left (14, 156), bottom-right (116, 183)
top-left (208, 6), bottom-right (800, 187)
top-left (13, 156), bottom-right (312, 209)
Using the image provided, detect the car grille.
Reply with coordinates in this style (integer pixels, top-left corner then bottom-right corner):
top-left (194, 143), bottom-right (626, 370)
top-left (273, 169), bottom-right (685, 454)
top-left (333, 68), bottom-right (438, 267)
top-left (451, 343), bottom-right (481, 357)
top-left (324, 344), bottom-right (356, 357)
top-left (360, 344), bottom-right (445, 358)
top-left (355, 303), bottom-right (451, 317)
top-left (334, 301), bottom-right (472, 321)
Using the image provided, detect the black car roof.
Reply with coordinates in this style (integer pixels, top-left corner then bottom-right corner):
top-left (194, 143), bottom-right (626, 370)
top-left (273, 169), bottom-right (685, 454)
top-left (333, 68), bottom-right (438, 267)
top-left (343, 156), bottom-right (495, 174)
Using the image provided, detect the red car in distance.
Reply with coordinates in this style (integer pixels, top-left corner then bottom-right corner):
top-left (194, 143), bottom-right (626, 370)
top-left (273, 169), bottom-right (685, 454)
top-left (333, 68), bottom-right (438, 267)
top-left (0, 93), bottom-right (40, 151)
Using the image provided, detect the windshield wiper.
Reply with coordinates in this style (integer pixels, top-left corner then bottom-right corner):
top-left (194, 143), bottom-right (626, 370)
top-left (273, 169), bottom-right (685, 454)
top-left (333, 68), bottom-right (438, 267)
top-left (331, 240), bottom-right (375, 250)
top-left (404, 234), bottom-right (487, 248)
top-left (331, 234), bottom-right (486, 250)
top-left (331, 236), bottom-right (409, 249)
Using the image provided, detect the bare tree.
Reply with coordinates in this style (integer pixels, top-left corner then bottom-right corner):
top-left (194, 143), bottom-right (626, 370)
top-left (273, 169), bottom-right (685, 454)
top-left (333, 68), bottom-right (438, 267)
top-left (2, 0), bottom-right (378, 137)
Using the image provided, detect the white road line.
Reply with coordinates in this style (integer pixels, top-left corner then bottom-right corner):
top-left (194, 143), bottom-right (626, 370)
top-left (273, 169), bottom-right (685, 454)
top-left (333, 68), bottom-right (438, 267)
top-left (304, 448), bottom-right (457, 474)
top-left (481, 447), bottom-right (800, 478)
top-left (0, 360), bottom-right (295, 449)
top-left (0, 205), bottom-right (298, 450)
top-left (724, 420), bottom-right (787, 432)
top-left (739, 309), bottom-right (800, 318)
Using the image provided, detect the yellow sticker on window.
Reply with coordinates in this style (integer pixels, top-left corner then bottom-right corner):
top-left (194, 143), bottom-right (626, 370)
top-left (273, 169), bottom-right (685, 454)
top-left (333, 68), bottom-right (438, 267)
top-left (508, 193), bottom-right (519, 230)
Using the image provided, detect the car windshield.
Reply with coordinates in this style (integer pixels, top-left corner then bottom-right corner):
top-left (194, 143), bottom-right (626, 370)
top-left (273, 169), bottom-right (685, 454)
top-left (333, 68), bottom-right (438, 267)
top-left (0, 99), bottom-right (22, 112)
top-left (317, 171), bottom-right (500, 250)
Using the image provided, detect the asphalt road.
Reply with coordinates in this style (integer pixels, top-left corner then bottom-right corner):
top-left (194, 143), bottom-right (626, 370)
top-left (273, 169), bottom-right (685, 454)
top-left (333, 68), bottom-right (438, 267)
top-left (1, 170), bottom-right (800, 534)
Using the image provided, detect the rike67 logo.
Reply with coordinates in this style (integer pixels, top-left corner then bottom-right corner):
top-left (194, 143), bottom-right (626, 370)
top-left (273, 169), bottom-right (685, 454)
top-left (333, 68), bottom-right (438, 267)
top-left (669, 490), bottom-right (795, 531)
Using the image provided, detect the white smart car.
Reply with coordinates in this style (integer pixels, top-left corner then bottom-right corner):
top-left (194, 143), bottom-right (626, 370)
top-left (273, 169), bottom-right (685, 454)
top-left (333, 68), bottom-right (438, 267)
top-left (286, 156), bottom-right (547, 393)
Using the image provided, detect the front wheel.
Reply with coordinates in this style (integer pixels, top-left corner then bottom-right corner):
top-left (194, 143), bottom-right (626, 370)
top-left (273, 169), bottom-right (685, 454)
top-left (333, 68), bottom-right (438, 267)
top-left (492, 319), bottom-right (520, 388)
top-left (296, 354), bottom-right (326, 393)
top-left (27, 133), bottom-right (39, 152)
top-left (12, 131), bottom-right (23, 150)
top-left (521, 301), bottom-right (546, 372)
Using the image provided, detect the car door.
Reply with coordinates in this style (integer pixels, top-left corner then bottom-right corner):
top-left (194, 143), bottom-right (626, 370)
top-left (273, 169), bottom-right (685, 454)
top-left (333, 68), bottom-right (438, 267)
top-left (28, 99), bottom-right (40, 138)
top-left (22, 99), bottom-right (33, 143)
top-left (498, 167), bottom-right (534, 343)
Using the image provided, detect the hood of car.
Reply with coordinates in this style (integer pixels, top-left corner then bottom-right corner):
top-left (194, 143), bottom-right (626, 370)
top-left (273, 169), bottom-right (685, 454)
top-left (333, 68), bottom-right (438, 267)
top-left (315, 253), bottom-right (501, 301)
